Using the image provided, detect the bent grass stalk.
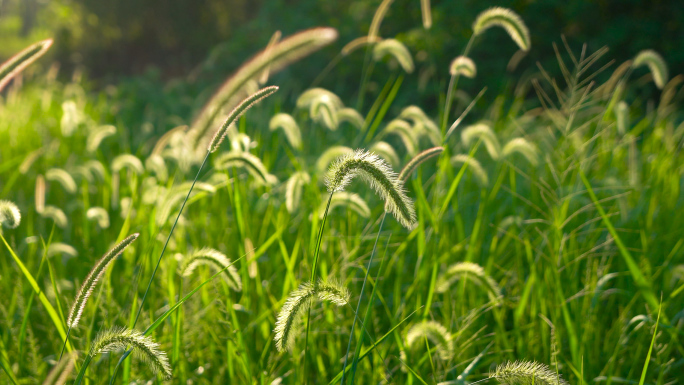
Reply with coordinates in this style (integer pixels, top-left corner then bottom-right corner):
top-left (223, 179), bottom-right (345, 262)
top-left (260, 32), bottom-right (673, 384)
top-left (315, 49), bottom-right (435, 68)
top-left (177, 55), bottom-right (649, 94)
top-left (0, 38), bottom-right (53, 92)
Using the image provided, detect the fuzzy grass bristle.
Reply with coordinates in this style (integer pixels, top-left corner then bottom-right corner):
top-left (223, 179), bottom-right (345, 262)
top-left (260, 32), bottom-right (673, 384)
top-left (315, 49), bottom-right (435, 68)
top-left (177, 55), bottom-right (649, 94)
top-left (473, 7), bottom-right (531, 51)
top-left (0, 38), bottom-right (53, 92)
top-left (490, 360), bottom-right (568, 385)
top-left (0, 200), bottom-right (21, 229)
top-left (180, 247), bottom-right (242, 291)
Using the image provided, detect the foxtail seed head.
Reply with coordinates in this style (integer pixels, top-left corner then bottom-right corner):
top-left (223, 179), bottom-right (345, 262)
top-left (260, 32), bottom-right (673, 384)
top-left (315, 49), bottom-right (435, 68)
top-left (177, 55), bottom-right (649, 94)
top-left (405, 321), bottom-right (453, 360)
top-left (633, 49), bottom-right (669, 89)
top-left (450, 56), bottom-right (477, 78)
top-left (208, 86), bottom-right (279, 153)
top-left (473, 7), bottom-right (531, 51)
top-left (398, 147), bottom-right (444, 181)
top-left (90, 327), bottom-right (171, 379)
top-left (325, 149), bottom-right (416, 229)
top-left (67, 234), bottom-right (139, 328)
top-left (373, 39), bottom-right (415, 73)
top-left (180, 247), bottom-right (242, 291)
top-left (0, 38), bottom-right (53, 92)
top-left (0, 200), bottom-right (21, 229)
top-left (490, 360), bottom-right (568, 385)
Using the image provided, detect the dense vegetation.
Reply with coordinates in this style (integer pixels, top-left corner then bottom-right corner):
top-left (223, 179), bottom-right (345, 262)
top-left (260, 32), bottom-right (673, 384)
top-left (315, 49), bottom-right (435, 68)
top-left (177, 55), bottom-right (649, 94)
top-left (1, 3), bottom-right (683, 385)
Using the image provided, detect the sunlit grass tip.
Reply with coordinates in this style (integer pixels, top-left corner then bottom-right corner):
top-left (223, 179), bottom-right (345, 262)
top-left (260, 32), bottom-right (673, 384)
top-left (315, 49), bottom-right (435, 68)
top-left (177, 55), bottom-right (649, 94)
top-left (502, 137), bottom-right (539, 166)
top-left (86, 207), bottom-right (110, 229)
top-left (40, 206), bottom-right (68, 228)
top-left (398, 146), bottom-right (444, 181)
top-left (372, 39), bottom-right (415, 73)
top-left (269, 113), bottom-right (302, 150)
top-left (90, 327), bottom-right (171, 380)
top-left (405, 320), bottom-right (453, 360)
top-left (285, 171), bottom-right (311, 213)
top-left (86, 125), bottom-right (116, 153)
top-left (490, 360), bottom-right (568, 385)
top-left (473, 7), bottom-right (531, 51)
top-left (325, 149), bottom-right (416, 229)
top-left (42, 353), bottom-right (75, 385)
top-left (0, 38), bottom-right (53, 92)
top-left (370, 141), bottom-right (401, 167)
top-left (274, 280), bottom-right (350, 352)
top-left (45, 168), bottom-right (77, 194)
top-left (435, 261), bottom-right (502, 302)
top-left (67, 233), bottom-right (139, 328)
top-left (337, 107), bottom-right (365, 130)
top-left (461, 123), bottom-right (501, 160)
top-left (316, 146), bottom-right (354, 173)
top-left (208, 85), bottom-right (279, 153)
top-left (450, 56), bottom-right (477, 78)
top-left (451, 154), bottom-right (489, 187)
top-left (180, 247), bottom-right (242, 291)
top-left (214, 151), bottom-right (277, 185)
top-left (0, 200), bottom-right (21, 229)
top-left (112, 154), bottom-right (144, 174)
top-left (632, 49), bottom-right (669, 89)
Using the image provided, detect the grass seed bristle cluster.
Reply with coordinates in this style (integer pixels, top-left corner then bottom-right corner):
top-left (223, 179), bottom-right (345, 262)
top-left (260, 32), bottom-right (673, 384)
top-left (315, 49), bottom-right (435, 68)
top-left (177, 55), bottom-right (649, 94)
top-left (370, 141), bottom-right (400, 167)
top-left (435, 261), bottom-right (502, 302)
top-left (285, 171), bottom-right (311, 213)
top-left (450, 56), bottom-right (477, 78)
top-left (0, 38), bottom-right (53, 92)
top-left (90, 327), bottom-right (172, 380)
top-left (45, 168), bottom-right (77, 194)
top-left (632, 49), bottom-right (669, 89)
top-left (269, 113), bottom-right (302, 150)
top-left (502, 138), bottom-right (539, 166)
top-left (461, 123), bottom-right (501, 160)
top-left (321, 192), bottom-right (371, 219)
top-left (473, 7), bottom-right (531, 51)
top-left (208, 85), bottom-right (279, 153)
top-left (405, 320), bottom-right (454, 360)
top-left (336, 108), bottom-right (365, 130)
top-left (274, 280), bottom-right (350, 352)
top-left (67, 233), bottom-right (139, 328)
top-left (451, 154), bottom-right (489, 187)
top-left (180, 247), bottom-right (242, 291)
top-left (111, 154), bottom-right (144, 174)
top-left (325, 149), bottom-right (416, 229)
top-left (0, 200), bottom-right (21, 229)
top-left (372, 39), bottom-right (415, 73)
top-left (214, 151), bottom-right (276, 185)
top-left (490, 361), bottom-right (568, 385)
top-left (398, 146), bottom-right (444, 181)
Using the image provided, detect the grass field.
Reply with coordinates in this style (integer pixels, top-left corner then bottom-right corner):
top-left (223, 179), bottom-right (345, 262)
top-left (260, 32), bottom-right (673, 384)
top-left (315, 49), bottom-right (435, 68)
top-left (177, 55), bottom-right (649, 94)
top-left (1, 5), bottom-right (683, 385)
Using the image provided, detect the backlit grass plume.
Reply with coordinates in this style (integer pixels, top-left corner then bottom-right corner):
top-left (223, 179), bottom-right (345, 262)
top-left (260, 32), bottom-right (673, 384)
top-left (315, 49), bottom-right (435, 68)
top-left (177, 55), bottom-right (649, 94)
top-left (461, 123), bottom-right (501, 160)
top-left (269, 113), bottom-right (302, 150)
top-left (86, 125), bottom-right (116, 153)
top-left (67, 234), bottom-right (139, 329)
top-left (381, 119), bottom-right (418, 155)
top-left (405, 320), bottom-right (454, 360)
top-left (208, 85), bottom-right (279, 152)
top-left (337, 107), bottom-right (365, 130)
top-left (45, 168), bottom-right (77, 194)
top-left (296, 88), bottom-right (344, 110)
top-left (341, 36), bottom-right (382, 56)
top-left (399, 105), bottom-right (441, 145)
top-left (325, 149), bottom-right (416, 229)
top-left (0, 38), bottom-right (53, 92)
top-left (490, 361), bottom-right (568, 385)
top-left (435, 262), bottom-right (502, 303)
top-left (316, 146), bottom-right (353, 173)
top-left (214, 151), bottom-right (277, 185)
top-left (111, 154), bottom-right (144, 174)
top-left (180, 247), bottom-right (242, 291)
top-left (398, 146), bottom-right (444, 181)
top-left (86, 207), bottom-right (110, 229)
top-left (42, 354), bottom-right (74, 385)
top-left (88, 327), bottom-right (171, 380)
top-left (285, 171), bottom-right (310, 213)
top-left (370, 141), bottom-right (400, 167)
top-left (320, 192), bottom-right (371, 219)
top-left (190, 28), bottom-right (337, 144)
top-left (372, 39), bottom-right (415, 73)
top-left (0, 200), bottom-right (21, 229)
top-left (274, 280), bottom-right (350, 352)
top-left (450, 56), bottom-right (477, 78)
top-left (502, 138), bottom-right (539, 166)
top-left (451, 155), bottom-right (489, 187)
top-left (615, 101), bottom-right (629, 135)
top-left (632, 49), bottom-right (669, 89)
top-left (40, 206), bottom-right (67, 228)
top-left (473, 7), bottom-right (531, 51)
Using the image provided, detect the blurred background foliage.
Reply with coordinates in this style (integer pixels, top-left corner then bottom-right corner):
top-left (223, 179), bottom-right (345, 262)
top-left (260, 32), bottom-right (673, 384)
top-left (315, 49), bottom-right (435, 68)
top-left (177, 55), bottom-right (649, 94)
top-left (1, 0), bottom-right (682, 135)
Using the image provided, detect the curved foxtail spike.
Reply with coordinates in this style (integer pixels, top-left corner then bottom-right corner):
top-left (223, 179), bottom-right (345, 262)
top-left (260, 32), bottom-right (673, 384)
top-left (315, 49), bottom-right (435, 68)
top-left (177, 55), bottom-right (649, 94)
top-left (325, 149), bottom-right (416, 229)
top-left (435, 261), bottom-right (502, 302)
top-left (320, 192), bottom-right (371, 219)
top-left (67, 234), bottom-right (139, 328)
top-left (208, 86), bottom-right (279, 153)
top-left (490, 360), bottom-right (569, 385)
top-left (461, 123), bottom-right (501, 160)
top-left (269, 113), bottom-right (302, 150)
top-left (373, 39), bottom-right (415, 73)
top-left (405, 320), bottom-right (453, 360)
top-left (191, 28), bottom-right (337, 143)
top-left (399, 147), bottom-right (444, 181)
top-left (179, 247), bottom-right (242, 291)
top-left (502, 138), bottom-right (539, 166)
top-left (214, 151), bottom-right (276, 185)
top-left (473, 7), bottom-right (531, 51)
top-left (451, 154), bottom-right (489, 187)
top-left (368, 0), bottom-right (394, 40)
top-left (0, 200), bottom-right (21, 229)
top-left (341, 36), bottom-right (382, 56)
top-left (632, 49), bottom-right (669, 89)
top-left (285, 171), bottom-right (310, 213)
top-left (450, 56), bottom-right (477, 78)
top-left (90, 327), bottom-right (171, 379)
top-left (0, 38), bottom-right (53, 92)
top-left (274, 280), bottom-right (350, 352)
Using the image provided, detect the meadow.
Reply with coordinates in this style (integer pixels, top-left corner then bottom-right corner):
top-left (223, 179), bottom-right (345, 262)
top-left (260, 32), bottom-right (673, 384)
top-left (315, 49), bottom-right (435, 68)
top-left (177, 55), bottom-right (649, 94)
top-left (1, 3), bottom-right (683, 385)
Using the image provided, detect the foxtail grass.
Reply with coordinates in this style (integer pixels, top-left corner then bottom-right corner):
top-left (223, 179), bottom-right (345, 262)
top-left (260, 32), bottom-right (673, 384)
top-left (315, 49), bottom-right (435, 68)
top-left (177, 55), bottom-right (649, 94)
top-left (451, 154), bottom-right (489, 187)
top-left (404, 320), bottom-right (454, 360)
top-left (472, 7), bottom-right (531, 51)
top-left (269, 113), bottom-right (302, 150)
top-left (190, 28), bottom-right (337, 145)
top-left (285, 171), bottom-right (311, 213)
top-left (373, 39), bottom-right (415, 73)
top-left (320, 192), bottom-right (371, 219)
top-left (435, 262), bottom-right (502, 302)
top-left (60, 234), bottom-right (139, 359)
top-left (337, 108), bottom-right (365, 130)
top-left (502, 138), bottom-right (539, 166)
top-left (0, 200), bottom-right (21, 229)
top-left (45, 168), bottom-right (77, 194)
top-left (214, 151), bottom-right (277, 185)
top-left (86, 125), bottom-right (116, 153)
top-left (461, 123), bottom-right (501, 160)
top-left (0, 38), bottom-right (53, 92)
top-left (42, 354), bottom-right (74, 385)
top-left (274, 280), bottom-right (350, 352)
top-left (398, 147), bottom-right (444, 181)
top-left (490, 361), bottom-right (568, 385)
top-left (632, 49), bottom-right (669, 89)
top-left (180, 247), bottom-right (242, 291)
top-left (111, 154), bottom-right (144, 174)
top-left (450, 56), bottom-right (477, 78)
top-left (370, 141), bottom-right (400, 167)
